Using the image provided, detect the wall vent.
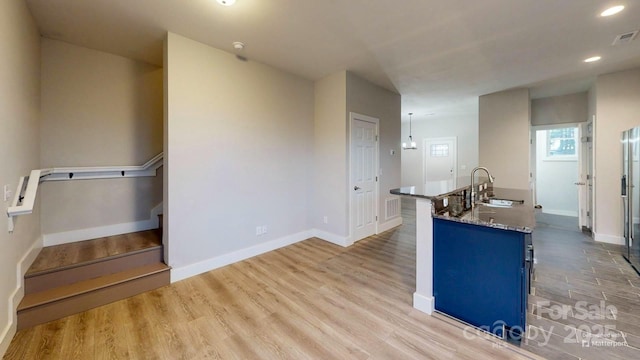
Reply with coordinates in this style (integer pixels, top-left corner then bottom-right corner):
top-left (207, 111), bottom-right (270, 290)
top-left (385, 197), bottom-right (401, 220)
top-left (612, 30), bottom-right (638, 45)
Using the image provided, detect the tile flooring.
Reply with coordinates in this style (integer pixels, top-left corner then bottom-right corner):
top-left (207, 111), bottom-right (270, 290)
top-left (522, 214), bottom-right (640, 359)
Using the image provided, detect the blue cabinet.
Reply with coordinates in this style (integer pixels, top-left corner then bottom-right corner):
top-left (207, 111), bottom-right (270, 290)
top-left (433, 218), bottom-right (531, 339)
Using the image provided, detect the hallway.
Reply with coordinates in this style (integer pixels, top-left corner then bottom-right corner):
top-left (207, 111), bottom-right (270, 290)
top-left (523, 214), bottom-right (640, 359)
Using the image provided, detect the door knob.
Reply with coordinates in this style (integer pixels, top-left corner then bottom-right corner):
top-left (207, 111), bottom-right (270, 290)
top-left (354, 186), bottom-right (361, 191)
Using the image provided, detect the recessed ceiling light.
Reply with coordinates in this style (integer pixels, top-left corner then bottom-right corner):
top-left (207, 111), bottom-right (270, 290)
top-left (217, 0), bottom-right (236, 6)
top-left (584, 56), bottom-right (602, 63)
top-left (601, 5), bottom-right (624, 17)
top-left (233, 41), bottom-right (245, 50)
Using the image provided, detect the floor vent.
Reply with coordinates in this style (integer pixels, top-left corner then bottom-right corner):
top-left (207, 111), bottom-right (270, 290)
top-left (386, 197), bottom-right (400, 220)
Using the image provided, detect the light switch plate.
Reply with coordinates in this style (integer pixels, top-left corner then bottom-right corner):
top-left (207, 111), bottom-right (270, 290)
top-left (3, 185), bottom-right (11, 202)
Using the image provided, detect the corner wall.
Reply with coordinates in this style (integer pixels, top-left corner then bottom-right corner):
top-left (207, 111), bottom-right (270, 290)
top-left (313, 72), bottom-right (348, 237)
top-left (0, 0), bottom-right (42, 355)
top-left (312, 71), bottom-right (402, 243)
top-left (346, 72), bottom-right (402, 233)
top-left (39, 39), bottom-right (163, 240)
top-left (479, 88), bottom-right (531, 190)
top-left (165, 33), bottom-right (314, 280)
top-left (594, 68), bottom-right (640, 244)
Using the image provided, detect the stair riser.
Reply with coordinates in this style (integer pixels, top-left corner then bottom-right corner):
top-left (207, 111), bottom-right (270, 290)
top-left (25, 248), bottom-right (163, 294)
top-left (18, 270), bottom-right (170, 330)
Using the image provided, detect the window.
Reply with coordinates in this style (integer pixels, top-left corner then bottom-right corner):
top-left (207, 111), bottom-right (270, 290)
top-left (546, 127), bottom-right (578, 159)
top-left (430, 144), bottom-right (449, 157)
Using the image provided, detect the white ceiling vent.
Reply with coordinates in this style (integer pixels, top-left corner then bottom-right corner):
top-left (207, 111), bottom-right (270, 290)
top-left (612, 30), bottom-right (639, 45)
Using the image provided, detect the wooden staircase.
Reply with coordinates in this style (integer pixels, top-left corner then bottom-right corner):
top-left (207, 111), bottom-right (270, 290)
top-left (17, 228), bottom-right (170, 330)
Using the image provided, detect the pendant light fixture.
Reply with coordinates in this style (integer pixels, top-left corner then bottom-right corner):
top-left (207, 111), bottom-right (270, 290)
top-left (402, 112), bottom-right (417, 150)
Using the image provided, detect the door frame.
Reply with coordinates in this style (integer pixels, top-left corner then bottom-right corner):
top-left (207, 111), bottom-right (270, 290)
top-left (578, 121), bottom-right (593, 230)
top-left (423, 137), bottom-right (458, 193)
top-left (348, 112), bottom-right (380, 243)
top-left (530, 123), bottom-right (584, 220)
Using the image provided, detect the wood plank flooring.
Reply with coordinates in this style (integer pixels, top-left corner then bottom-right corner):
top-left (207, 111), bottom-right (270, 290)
top-left (28, 230), bottom-right (162, 275)
top-left (4, 205), bottom-right (540, 360)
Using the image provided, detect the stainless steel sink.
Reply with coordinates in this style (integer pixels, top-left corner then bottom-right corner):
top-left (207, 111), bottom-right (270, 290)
top-left (476, 198), bottom-right (523, 208)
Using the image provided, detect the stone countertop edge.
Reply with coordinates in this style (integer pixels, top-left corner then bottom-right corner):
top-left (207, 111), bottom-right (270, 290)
top-left (390, 186), bottom-right (534, 234)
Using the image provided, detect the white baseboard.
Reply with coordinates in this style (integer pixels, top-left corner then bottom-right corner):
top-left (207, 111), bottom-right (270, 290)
top-left (0, 236), bottom-right (42, 357)
top-left (378, 217), bottom-right (403, 233)
top-left (311, 229), bottom-right (352, 247)
top-left (593, 232), bottom-right (625, 245)
top-left (542, 209), bottom-right (578, 217)
top-left (413, 292), bottom-right (435, 315)
top-left (170, 230), bottom-right (312, 283)
top-left (43, 202), bottom-right (163, 246)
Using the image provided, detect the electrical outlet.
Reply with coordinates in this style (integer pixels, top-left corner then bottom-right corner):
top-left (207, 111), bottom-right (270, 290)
top-left (262, 226), bottom-right (268, 234)
top-left (323, 216), bottom-right (328, 224)
top-left (256, 226), bottom-right (262, 236)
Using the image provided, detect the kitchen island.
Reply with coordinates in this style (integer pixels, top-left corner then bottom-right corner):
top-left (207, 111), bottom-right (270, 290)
top-left (391, 183), bottom-right (534, 340)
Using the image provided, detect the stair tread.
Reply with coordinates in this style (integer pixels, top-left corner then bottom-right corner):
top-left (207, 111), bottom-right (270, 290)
top-left (27, 230), bottom-right (162, 275)
top-left (19, 262), bottom-right (170, 311)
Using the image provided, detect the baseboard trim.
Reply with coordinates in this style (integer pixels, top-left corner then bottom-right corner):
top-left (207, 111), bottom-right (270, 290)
top-left (413, 292), bottom-right (435, 315)
top-left (170, 230), bottom-right (312, 283)
top-left (0, 236), bottom-right (42, 357)
top-left (378, 217), bottom-right (403, 233)
top-left (542, 209), bottom-right (578, 217)
top-left (593, 232), bottom-right (624, 245)
top-left (43, 202), bottom-right (163, 246)
top-left (311, 229), bottom-right (352, 247)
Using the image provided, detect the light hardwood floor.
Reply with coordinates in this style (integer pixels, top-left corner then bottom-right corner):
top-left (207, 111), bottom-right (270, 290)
top-left (28, 230), bottom-right (162, 274)
top-left (4, 207), bottom-right (541, 359)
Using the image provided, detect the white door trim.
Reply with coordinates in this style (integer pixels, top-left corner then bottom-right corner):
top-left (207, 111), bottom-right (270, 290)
top-left (349, 112), bottom-right (379, 243)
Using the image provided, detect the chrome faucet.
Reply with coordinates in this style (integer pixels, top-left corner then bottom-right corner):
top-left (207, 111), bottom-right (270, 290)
top-left (470, 166), bottom-right (495, 206)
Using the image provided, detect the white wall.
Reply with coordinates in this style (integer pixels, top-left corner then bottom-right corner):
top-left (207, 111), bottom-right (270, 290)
top-left (479, 88), bottom-right (531, 190)
top-left (165, 33), bottom-right (314, 279)
top-left (594, 68), bottom-right (640, 244)
top-left (535, 130), bottom-right (578, 216)
top-left (313, 72), bottom-right (347, 236)
top-left (531, 92), bottom-right (588, 126)
top-left (40, 39), bottom-right (163, 237)
top-left (312, 71), bottom-right (402, 241)
top-left (346, 72), bottom-right (402, 232)
top-left (0, 0), bottom-right (42, 355)
top-left (401, 114), bottom-right (478, 188)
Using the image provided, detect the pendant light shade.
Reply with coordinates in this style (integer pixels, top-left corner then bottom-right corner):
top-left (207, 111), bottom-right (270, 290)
top-left (402, 113), bottom-right (417, 150)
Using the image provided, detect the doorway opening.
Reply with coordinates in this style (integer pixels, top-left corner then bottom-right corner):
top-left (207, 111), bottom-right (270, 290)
top-left (423, 137), bottom-right (457, 195)
top-left (531, 124), bottom-right (592, 231)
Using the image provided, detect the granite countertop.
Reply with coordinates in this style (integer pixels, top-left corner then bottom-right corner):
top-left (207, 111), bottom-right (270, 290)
top-left (390, 175), bottom-right (477, 199)
top-left (435, 188), bottom-right (534, 233)
top-left (390, 184), bottom-right (534, 233)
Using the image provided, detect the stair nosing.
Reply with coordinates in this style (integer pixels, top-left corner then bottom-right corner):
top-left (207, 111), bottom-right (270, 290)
top-left (19, 263), bottom-right (170, 311)
top-left (25, 245), bottom-right (163, 278)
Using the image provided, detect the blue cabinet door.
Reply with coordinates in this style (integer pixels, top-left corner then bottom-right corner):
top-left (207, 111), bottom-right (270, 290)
top-left (433, 219), bottom-right (526, 337)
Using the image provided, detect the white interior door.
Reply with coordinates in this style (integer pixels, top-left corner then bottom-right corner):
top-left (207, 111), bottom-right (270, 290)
top-left (350, 114), bottom-right (378, 242)
top-left (424, 137), bottom-right (457, 195)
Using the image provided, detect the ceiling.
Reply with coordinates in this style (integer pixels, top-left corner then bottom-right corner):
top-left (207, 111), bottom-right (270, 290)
top-left (25, 0), bottom-right (640, 122)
